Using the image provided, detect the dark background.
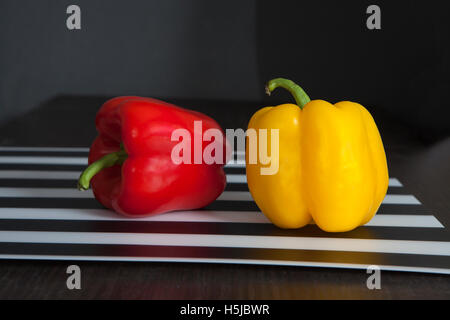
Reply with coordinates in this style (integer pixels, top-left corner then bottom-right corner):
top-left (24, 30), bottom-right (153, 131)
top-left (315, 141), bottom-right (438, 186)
top-left (0, 1), bottom-right (450, 299)
top-left (0, 0), bottom-right (449, 141)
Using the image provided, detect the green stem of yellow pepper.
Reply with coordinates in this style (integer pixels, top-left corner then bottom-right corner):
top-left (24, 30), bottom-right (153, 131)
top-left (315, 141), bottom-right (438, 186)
top-left (265, 78), bottom-right (311, 109)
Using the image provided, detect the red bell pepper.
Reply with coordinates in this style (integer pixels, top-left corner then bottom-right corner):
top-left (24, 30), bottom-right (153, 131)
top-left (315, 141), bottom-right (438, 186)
top-left (78, 96), bottom-right (228, 217)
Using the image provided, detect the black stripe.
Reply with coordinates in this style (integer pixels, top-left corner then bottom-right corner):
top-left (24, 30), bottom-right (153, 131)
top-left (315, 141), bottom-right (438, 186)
top-left (0, 179), bottom-right (79, 188)
top-left (0, 219), bottom-right (447, 241)
top-left (226, 183), bottom-right (248, 191)
top-left (0, 197), bottom-right (433, 214)
top-left (226, 184), bottom-right (409, 194)
top-left (204, 201), bottom-right (263, 212)
top-left (205, 201), bottom-right (432, 215)
top-left (387, 186), bottom-right (411, 195)
top-left (0, 164), bottom-right (86, 171)
top-left (0, 243), bottom-right (449, 271)
top-left (0, 198), bottom-right (105, 209)
top-left (377, 204), bottom-right (431, 215)
top-left (225, 167), bottom-right (246, 174)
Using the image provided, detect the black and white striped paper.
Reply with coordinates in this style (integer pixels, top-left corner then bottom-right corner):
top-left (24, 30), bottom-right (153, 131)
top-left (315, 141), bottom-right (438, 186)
top-left (0, 147), bottom-right (449, 274)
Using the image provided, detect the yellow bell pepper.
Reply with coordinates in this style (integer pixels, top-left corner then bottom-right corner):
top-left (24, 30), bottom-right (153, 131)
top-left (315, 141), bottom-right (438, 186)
top-left (246, 78), bottom-right (389, 232)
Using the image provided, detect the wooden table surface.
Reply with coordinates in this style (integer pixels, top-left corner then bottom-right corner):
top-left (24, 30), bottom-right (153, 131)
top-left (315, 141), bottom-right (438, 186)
top-left (0, 96), bottom-right (449, 299)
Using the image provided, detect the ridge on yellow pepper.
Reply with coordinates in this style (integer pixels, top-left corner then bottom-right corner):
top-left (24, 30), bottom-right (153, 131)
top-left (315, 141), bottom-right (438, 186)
top-left (245, 78), bottom-right (389, 232)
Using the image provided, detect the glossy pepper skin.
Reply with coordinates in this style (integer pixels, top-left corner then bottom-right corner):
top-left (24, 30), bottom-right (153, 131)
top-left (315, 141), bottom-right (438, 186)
top-left (246, 78), bottom-right (389, 232)
top-left (78, 96), bottom-right (228, 217)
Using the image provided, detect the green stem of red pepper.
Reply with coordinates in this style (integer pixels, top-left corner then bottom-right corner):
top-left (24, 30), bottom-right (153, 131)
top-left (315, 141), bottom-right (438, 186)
top-left (77, 145), bottom-right (128, 191)
top-left (265, 78), bottom-right (311, 109)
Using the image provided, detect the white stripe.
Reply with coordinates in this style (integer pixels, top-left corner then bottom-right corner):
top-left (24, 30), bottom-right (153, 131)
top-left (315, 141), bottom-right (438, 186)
top-left (217, 191), bottom-right (253, 201)
top-left (0, 231), bottom-right (449, 256)
top-left (363, 214), bottom-right (443, 228)
top-left (0, 187), bottom-right (94, 198)
top-left (389, 178), bottom-right (402, 187)
top-left (0, 147), bottom-right (244, 154)
top-left (0, 254), bottom-right (448, 274)
top-left (231, 176), bottom-right (403, 187)
top-left (0, 171), bottom-right (244, 183)
top-left (0, 208), bottom-right (443, 228)
top-left (382, 194), bottom-right (421, 205)
top-left (225, 159), bottom-right (245, 168)
top-left (226, 174), bottom-right (247, 183)
top-left (0, 156), bottom-right (88, 165)
top-left (0, 147), bottom-right (89, 152)
top-left (0, 188), bottom-right (421, 204)
top-left (0, 170), bottom-right (81, 180)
